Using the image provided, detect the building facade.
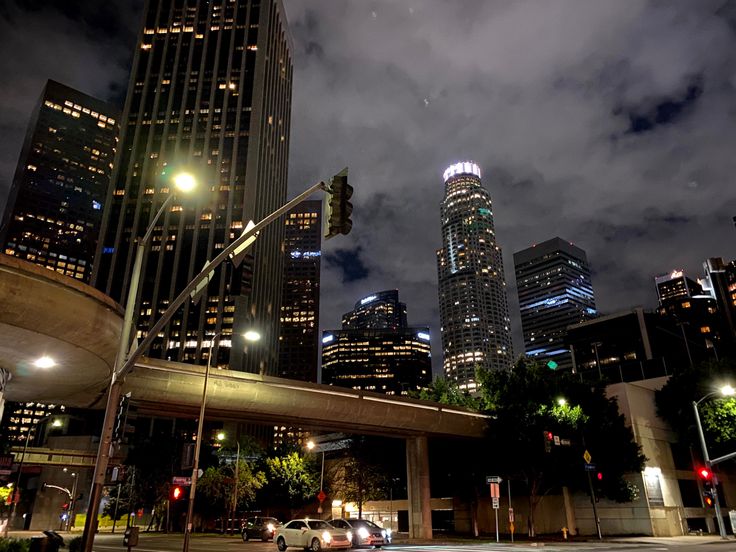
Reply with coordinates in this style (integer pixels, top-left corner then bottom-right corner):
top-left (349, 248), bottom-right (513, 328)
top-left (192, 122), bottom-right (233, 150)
top-left (278, 200), bottom-right (321, 382)
top-left (436, 162), bottom-right (513, 391)
top-left (654, 270), bottom-right (723, 362)
top-left (92, 0), bottom-right (293, 373)
top-left (322, 291), bottom-right (431, 395)
top-left (514, 237), bottom-right (596, 371)
top-left (0, 80), bottom-right (118, 283)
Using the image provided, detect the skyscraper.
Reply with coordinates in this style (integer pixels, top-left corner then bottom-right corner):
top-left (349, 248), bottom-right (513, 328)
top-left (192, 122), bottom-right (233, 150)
top-left (322, 291), bottom-right (431, 395)
top-left (0, 80), bottom-right (118, 282)
top-left (93, 0), bottom-right (293, 373)
top-left (278, 200), bottom-right (321, 382)
top-left (436, 162), bottom-right (513, 390)
top-left (514, 237), bottom-right (596, 371)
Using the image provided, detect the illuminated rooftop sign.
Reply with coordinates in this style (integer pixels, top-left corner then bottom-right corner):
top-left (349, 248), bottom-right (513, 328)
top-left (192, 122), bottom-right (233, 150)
top-left (322, 334), bottom-right (334, 344)
top-left (417, 332), bottom-right (430, 341)
top-left (443, 161), bottom-right (481, 182)
top-left (360, 294), bottom-right (378, 305)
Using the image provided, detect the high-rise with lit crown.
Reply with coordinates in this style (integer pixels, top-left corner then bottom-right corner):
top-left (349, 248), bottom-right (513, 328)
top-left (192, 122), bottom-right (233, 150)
top-left (0, 80), bottom-right (118, 282)
top-left (436, 162), bottom-right (513, 390)
top-left (322, 290), bottom-right (431, 395)
top-left (93, 0), bottom-right (292, 373)
top-left (514, 237), bottom-right (596, 371)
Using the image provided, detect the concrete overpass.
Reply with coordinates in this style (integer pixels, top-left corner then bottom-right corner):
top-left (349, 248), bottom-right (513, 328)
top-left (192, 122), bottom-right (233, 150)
top-left (0, 255), bottom-right (487, 538)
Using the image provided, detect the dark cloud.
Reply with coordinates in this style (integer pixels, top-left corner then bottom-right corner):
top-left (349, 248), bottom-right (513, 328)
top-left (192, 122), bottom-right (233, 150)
top-left (2, 1), bottom-right (736, 375)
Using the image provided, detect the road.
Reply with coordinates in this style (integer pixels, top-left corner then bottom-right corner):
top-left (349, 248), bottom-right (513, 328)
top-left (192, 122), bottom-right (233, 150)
top-left (83, 533), bottom-right (734, 552)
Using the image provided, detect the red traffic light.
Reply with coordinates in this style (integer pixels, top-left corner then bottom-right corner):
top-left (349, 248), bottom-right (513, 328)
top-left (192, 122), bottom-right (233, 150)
top-left (698, 467), bottom-right (712, 480)
top-left (170, 486), bottom-right (183, 501)
top-left (544, 431), bottom-right (554, 441)
top-left (596, 472), bottom-right (603, 481)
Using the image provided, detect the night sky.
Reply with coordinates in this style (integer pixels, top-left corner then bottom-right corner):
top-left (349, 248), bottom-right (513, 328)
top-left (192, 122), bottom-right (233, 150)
top-left (2, 1), bottom-right (736, 373)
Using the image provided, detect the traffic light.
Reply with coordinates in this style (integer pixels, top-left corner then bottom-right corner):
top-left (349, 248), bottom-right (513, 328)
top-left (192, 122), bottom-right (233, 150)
top-left (543, 430), bottom-right (554, 453)
top-left (596, 472), bottom-right (603, 481)
top-left (697, 466), bottom-right (716, 508)
top-left (170, 485), bottom-right (185, 501)
top-left (323, 168), bottom-right (353, 239)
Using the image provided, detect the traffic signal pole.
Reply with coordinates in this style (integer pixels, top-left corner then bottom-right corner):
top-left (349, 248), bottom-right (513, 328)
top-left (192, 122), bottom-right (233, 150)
top-left (81, 175), bottom-right (346, 552)
top-left (692, 401), bottom-right (727, 538)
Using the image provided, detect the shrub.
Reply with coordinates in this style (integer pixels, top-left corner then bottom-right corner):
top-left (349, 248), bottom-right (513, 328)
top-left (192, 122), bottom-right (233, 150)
top-left (67, 537), bottom-right (82, 552)
top-left (0, 538), bottom-right (31, 552)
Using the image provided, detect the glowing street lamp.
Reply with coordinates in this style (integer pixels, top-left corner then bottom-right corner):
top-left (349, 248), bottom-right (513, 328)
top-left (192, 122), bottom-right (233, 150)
top-left (243, 330), bottom-right (261, 342)
top-left (557, 398), bottom-right (567, 406)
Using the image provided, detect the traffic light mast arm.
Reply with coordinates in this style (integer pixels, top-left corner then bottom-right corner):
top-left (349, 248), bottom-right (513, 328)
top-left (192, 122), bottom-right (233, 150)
top-left (711, 450), bottom-right (736, 466)
top-left (119, 177), bottom-right (331, 378)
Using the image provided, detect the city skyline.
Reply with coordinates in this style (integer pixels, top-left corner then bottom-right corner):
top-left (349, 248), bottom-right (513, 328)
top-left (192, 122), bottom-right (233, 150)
top-left (1, 2), bottom-right (736, 372)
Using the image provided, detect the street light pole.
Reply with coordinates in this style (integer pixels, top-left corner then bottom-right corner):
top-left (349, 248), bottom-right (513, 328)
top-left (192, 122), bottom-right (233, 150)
top-left (182, 331), bottom-right (219, 552)
top-left (692, 398), bottom-right (727, 538)
top-left (230, 441), bottom-right (240, 535)
top-left (81, 186), bottom-right (191, 552)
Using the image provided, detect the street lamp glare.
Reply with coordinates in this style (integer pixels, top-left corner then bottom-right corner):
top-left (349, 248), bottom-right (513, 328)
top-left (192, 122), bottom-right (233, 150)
top-left (217, 432), bottom-right (226, 441)
top-left (33, 356), bottom-right (56, 369)
top-left (51, 419), bottom-right (62, 427)
top-left (720, 385), bottom-right (735, 397)
top-left (557, 398), bottom-right (567, 406)
top-left (306, 440), bottom-right (315, 450)
top-left (173, 172), bottom-right (197, 193)
top-left (243, 330), bottom-right (261, 342)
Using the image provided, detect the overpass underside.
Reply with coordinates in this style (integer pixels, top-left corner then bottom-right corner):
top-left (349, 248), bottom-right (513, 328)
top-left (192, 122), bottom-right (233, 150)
top-left (122, 358), bottom-right (487, 538)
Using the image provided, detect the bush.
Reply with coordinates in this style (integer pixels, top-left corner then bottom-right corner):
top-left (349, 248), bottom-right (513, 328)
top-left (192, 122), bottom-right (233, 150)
top-left (67, 537), bottom-right (82, 552)
top-left (0, 538), bottom-right (31, 552)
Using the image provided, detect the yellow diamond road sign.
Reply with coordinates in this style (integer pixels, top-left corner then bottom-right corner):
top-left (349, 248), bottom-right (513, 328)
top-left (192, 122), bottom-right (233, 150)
top-left (583, 450), bottom-right (592, 464)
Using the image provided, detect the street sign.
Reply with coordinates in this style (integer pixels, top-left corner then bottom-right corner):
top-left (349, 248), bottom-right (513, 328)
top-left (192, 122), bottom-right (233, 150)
top-left (490, 483), bottom-right (500, 498)
top-left (317, 490), bottom-right (327, 503)
top-left (492, 497), bottom-right (500, 509)
top-left (486, 475), bottom-right (503, 484)
top-left (583, 450), bottom-right (592, 464)
top-left (584, 463), bottom-right (597, 471)
top-left (172, 476), bottom-right (192, 485)
top-left (508, 507), bottom-right (514, 522)
top-left (560, 438), bottom-right (571, 446)
top-left (553, 435), bottom-right (561, 446)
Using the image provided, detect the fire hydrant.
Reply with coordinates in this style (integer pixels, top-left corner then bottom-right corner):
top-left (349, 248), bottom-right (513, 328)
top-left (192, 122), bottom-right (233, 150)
top-left (561, 527), bottom-right (568, 540)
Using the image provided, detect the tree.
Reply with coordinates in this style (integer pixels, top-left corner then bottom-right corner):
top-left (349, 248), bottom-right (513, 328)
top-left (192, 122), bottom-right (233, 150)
top-left (655, 358), bottom-right (736, 459)
top-left (329, 437), bottom-right (394, 518)
top-left (259, 451), bottom-right (319, 514)
top-left (477, 359), bottom-right (645, 536)
top-left (413, 376), bottom-right (481, 410)
top-left (197, 459), bottom-right (266, 521)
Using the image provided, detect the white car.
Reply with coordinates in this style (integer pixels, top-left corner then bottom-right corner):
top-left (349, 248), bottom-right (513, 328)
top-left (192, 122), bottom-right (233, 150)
top-left (328, 519), bottom-right (389, 548)
top-left (275, 519), bottom-right (352, 552)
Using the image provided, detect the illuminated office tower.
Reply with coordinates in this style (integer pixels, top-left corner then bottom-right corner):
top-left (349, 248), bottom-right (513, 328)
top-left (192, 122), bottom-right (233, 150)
top-left (278, 200), bottom-right (321, 382)
top-left (93, 0), bottom-right (293, 373)
top-left (0, 80), bottom-right (118, 282)
top-left (322, 291), bottom-right (431, 395)
top-left (436, 162), bottom-right (513, 391)
top-left (514, 237), bottom-right (596, 371)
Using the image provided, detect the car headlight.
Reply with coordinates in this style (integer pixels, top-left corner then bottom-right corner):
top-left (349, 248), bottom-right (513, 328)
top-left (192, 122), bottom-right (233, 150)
top-left (346, 531), bottom-right (353, 542)
top-left (322, 531), bottom-right (332, 543)
top-left (358, 527), bottom-right (369, 539)
top-left (386, 529), bottom-right (392, 537)
top-left (267, 523), bottom-right (275, 532)
top-left (381, 530), bottom-right (386, 538)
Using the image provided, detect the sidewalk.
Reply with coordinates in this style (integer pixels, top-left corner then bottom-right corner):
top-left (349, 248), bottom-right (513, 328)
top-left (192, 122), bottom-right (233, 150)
top-left (606, 535), bottom-right (736, 545)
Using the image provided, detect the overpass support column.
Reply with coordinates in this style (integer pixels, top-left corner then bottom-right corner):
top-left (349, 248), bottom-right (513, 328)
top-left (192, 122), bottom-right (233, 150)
top-left (0, 368), bottom-right (11, 424)
top-left (406, 436), bottom-right (432, 539)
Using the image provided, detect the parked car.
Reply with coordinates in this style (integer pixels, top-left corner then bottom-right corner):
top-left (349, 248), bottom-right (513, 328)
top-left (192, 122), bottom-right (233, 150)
top-left (328, 518), bottom-right (389, 547)
top-left (241, 517), bottom-right (281, 542)
top-left (275, 519), bottom-right (352, 552)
